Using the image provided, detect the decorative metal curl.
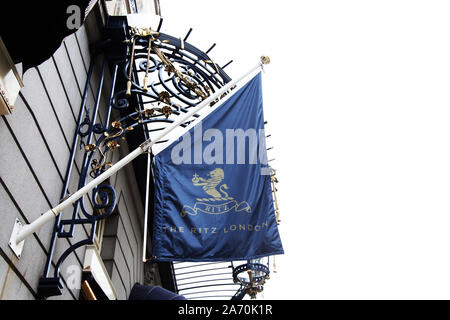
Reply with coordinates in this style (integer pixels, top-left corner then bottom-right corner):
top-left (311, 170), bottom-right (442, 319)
top-left (120, 29), bottom-right (231, 113)
top-left (232, 261), bottom-right (270, 299)
top-left (111, 90), bottom-right (130, 109)
top-left (92, 184), bottom-right (117, 219)
top-left (38, 25), bottom-right (234, 299)
top-left (138, 55), bottom-right (158, 73)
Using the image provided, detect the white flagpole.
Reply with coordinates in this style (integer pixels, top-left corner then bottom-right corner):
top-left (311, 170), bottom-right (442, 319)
top-left (142, 151), bottom-right (151, 262)
top-left (10, 56), bottom-right (269, 248)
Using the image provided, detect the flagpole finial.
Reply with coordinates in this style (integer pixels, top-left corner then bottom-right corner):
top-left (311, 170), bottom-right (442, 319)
top-left (260, 56), bottom-right (271, 65)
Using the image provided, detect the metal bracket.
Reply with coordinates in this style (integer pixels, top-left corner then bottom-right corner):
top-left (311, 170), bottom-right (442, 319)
top-left (140, 138), bottom-right (153, 153)
top-left (9, 218), bottom-right (25, 259)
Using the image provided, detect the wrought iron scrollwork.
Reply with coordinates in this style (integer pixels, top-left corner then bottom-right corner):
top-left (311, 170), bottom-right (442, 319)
top-left (37, 22), bottom-right (232, 299)
top-left (232, 260), bottom-right (271, 299)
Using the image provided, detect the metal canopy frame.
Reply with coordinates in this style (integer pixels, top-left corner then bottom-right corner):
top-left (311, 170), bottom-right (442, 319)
top-left (173, 261), bottom-right (243, 300)
top-left (19, 15), bottom-right (241, 299)
top-left (7, 12), bottom-right (275, 300)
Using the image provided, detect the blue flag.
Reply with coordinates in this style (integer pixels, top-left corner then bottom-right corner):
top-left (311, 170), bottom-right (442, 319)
top-left (152, 73), bottom-right (284, 261)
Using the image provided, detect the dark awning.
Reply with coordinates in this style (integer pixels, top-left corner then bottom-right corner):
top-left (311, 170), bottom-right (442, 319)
top-left (129, 283), bottom-right (186, 300)
top-left (1, 0), bottom-right (93, 71)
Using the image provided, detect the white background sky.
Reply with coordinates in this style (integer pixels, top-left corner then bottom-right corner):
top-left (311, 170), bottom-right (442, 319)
top-left (159, 1), bottom-right (450, 299)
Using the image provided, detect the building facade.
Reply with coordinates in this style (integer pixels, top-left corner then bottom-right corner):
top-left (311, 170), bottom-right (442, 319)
top-left (0, 0), bottom-right (278, 300)
top-left (0, 0), bottom-right (174, 300)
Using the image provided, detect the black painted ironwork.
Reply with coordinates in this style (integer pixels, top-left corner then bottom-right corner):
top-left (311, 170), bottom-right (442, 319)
top-left (232, 258), bottom-right (271, 299)
top-left (37, 14), bottom-right (277, 301)
top-left (37, 16), bottom-right (234, 299)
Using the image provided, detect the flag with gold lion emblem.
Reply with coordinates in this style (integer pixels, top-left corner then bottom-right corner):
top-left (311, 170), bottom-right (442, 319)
top-left (152, 73), bottom-right (284, 261)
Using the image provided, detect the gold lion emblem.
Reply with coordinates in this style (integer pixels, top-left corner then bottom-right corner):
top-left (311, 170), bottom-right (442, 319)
top-left (181, 168), bottom-right (251, 217)
top-left (192, 168), bottom-right (231, 201)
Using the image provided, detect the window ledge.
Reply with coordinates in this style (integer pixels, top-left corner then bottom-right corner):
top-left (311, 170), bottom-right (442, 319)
top-left (0, 37), bottom-right (24, 115)
top-left (83, 245), bottom-right (118, 300)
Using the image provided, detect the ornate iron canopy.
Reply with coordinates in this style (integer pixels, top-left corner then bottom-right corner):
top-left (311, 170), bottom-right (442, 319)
top-left (36, 16), bottom-right (276, 300)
